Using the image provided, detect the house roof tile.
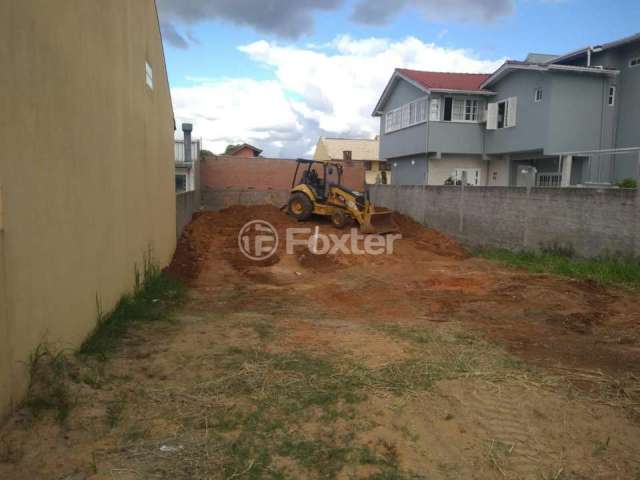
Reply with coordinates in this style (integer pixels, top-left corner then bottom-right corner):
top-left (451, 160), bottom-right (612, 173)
top-left (397, 68), bottom-right (493, 93)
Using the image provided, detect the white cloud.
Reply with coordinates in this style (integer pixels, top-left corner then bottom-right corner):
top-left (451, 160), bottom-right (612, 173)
top-left (172, 35), bottom-right (506, 157)
top-left (171, 79), bottom-right (303, 155)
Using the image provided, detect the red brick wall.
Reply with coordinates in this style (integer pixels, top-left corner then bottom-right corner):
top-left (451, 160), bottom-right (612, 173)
top-left (200, 155), bottom-right (366, 191)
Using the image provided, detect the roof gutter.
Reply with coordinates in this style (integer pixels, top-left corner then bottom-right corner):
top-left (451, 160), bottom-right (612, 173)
top-left (429, 88), bottom-right (495, 96)
top-left (480, 63), bottom-right (619, 89)
top-left (548, 32), bottom-right (640, 65)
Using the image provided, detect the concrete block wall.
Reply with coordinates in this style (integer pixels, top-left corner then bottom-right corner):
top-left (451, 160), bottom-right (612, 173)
top-left (176, 191), bottom-right (199, 239)
top-left (369, 185), bottom-right (640, 258)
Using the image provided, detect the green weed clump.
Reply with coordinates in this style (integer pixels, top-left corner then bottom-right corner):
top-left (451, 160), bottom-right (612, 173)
top-left (79, 252), bottom-right (185, 359)
top-left (478, 248), bottom-right (640, 289)
top-left (616, 178), bottom-right (638, 189)
top-left (24, 344), bottom-right (74, 423)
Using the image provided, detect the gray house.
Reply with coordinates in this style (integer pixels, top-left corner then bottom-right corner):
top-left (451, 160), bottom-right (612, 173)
top-left (373, 32), bottom-right (640, 187)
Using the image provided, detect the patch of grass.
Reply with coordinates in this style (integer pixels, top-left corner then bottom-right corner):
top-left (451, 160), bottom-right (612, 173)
top-left (477, 248), bottom-right (640, 288)
top-left (79, 252), bottom-right (185, 359)
top-left (105, 396), bottom-right (127, 428)
top-left (80, 365), bottom-right (105, 389)
top-left (373, 359), bottom-right (448, 393)
top-left (246, 319), bottom-right (276, 340)
top-left (592, 436), bottom-right (611, 457)
top-left (497, 354), bottom-right (536, 374)
top-left (177, 347), bottom-right (438, 478)
top-left (277, 437), bottom-right (352, 477)
top-left (381, 325), bottom-right (433, 345)
top-left (124, 425), bottom-right (148, 443)
top-left (24, 344), bottom-right (75, 423)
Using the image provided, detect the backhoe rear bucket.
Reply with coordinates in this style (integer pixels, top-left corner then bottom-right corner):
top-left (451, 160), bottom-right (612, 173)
top-left (360, 208), bottom-right (399, 235)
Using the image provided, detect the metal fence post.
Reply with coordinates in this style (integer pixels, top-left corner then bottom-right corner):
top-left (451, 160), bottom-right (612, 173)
top-left (459, 171), bottom-right (467, 233)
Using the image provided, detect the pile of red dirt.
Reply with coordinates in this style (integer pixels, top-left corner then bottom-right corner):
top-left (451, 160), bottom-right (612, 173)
top-left (167, 205), bottom-right (468, 282)
top-left (165, 213), bottom-right (214, 283)
top-left (166, 206), bottom-right (298, 282)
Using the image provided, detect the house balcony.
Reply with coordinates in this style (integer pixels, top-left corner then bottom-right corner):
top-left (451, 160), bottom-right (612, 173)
top-left (174, 139), bottom-right (201, 164)
top-left (536, 172), bottom-right (562, 187)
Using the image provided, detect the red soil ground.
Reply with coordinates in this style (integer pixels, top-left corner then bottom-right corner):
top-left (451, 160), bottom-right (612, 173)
top-left (168, 205), bottom-right (640, 378)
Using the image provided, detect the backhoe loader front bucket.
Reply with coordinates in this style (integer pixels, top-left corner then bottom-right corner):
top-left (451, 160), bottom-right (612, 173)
top-left (360, 207), bottom-right (399, 235)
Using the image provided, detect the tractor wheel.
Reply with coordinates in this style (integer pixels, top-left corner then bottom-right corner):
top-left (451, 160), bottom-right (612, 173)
top-left (330, 209), bottom-right (350, 229)
top-left (288, 193), bottom-right (313, 221)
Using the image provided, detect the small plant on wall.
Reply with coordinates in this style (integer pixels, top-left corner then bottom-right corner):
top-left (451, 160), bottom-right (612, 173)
top-left (616, 178), bottom-right (638, 189)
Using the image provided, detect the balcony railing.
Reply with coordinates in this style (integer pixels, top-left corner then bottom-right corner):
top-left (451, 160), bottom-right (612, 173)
top-left (174, 139), bottom-right (201, 163)
top-left (536, 173), bottom-right (562, 187)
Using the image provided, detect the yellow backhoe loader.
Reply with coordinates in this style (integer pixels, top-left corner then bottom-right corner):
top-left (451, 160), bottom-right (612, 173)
top-left (286, 159), bottom-right (398, 234)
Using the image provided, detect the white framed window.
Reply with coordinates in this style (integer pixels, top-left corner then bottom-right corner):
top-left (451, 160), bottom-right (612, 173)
top-left (440, 97), bottom-right (482, 122)
top-left (608, 86), bottom-right (616, 106)
top-left (429, 98), bottom-right (440, 121)
top-left (534, 88), bottom-right (543, 103)
top-left (629, 57), bottom-right (640, 68)
top-left (402, 104), bottom-right (410, 127)
top-left (385, 98), bottom-right (427, 133)
top-left (145, 61), bottom-right (154, 89)
top-left (464, 99), bottom-right (480, 121)
top-left (385, 109), bottom-right (402, 132)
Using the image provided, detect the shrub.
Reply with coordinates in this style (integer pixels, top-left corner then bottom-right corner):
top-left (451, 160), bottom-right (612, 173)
top-left (616, 178), bottom-right (638, 189)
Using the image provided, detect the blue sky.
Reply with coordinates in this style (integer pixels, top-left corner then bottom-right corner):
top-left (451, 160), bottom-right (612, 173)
top-left (157, 0), bottom-right (638, 156)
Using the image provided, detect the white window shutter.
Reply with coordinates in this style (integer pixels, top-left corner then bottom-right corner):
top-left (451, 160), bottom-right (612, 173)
top-left (480, 107), bottom-right (487, 123)
top-left (486, 103), bottom-right (498, 130)
top-left (507, 97), bottom-right (518, 127)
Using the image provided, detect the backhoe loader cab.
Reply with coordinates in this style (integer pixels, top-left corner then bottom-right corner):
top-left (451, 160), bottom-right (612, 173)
top-left (287, 159), bottom-right (398, 234)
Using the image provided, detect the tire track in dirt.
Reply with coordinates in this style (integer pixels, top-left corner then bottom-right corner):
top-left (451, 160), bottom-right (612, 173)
top-left (468, 387), bottom-right (551, 479)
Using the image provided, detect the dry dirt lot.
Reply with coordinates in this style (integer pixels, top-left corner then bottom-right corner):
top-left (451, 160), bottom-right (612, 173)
top-left (1, 205), bottom-right (640, 480)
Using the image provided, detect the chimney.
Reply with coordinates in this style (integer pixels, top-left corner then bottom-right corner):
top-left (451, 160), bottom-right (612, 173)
top-left (182, 123), bottom-right (193, 162)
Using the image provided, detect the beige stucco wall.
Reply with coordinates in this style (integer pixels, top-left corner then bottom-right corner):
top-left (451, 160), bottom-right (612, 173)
top-left (0, 0), bottom-right (176, 418)
top-left (427, 155), bottom-right (489, 186)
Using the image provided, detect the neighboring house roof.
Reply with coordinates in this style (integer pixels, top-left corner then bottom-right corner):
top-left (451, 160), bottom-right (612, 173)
top-left (480, 60), bottom-right (620, 89)
top-left (314, 137), bottom-right (380, 162)
top-left (398, 69), bottom-right (493, 93)
top-left (374, 31), bottom-right (635, 118)
top-left (225, 143), bottom-right (263, 156)
top-left (373, 69), bottom-right (494, 116)
top-left (525, 53), bottom-right (559, 63)
top-left (548, 31), bottom-right (640, 65)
